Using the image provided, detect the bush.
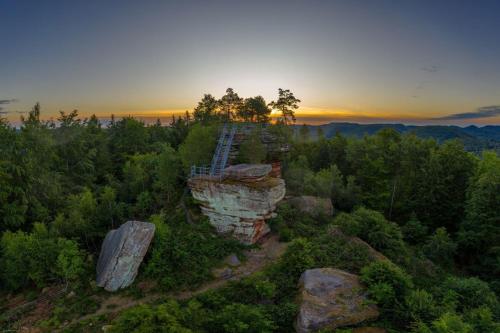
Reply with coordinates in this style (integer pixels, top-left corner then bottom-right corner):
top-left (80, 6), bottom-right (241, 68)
top-left (108, 302), bottom-right (193, 333)
top-left (334, 207), bottom-right (408, 263)
top-left (178, 123), bottom-right (217, 170)
top-left (439, 276), bottom-right (499, 314)
top-left (402, 215), bottom-right (429, 245)
top-left (360, 260), bottom-right (413, 310)
top-left (423, 228), bottom-right (457, 268)
top-left (211, 303), bottom-right (275, 333)
top-left (405, 289), bottom-right (438, 323)
top-left (144, 214), bottom-right (242, 290)
top-left (0, 223), bottom-right (87, 290)
top-left (238, 129), bottom-right (267, 164)
top-left (432, 312), bottom-right (472, 333)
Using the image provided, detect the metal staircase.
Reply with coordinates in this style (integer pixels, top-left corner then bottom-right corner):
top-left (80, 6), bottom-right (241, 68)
top-left (210, 123), bottom-right (237, 176)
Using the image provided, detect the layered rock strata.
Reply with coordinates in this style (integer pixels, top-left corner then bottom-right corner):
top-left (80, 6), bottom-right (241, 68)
top-left (189, 164), bottom-right (285, 244)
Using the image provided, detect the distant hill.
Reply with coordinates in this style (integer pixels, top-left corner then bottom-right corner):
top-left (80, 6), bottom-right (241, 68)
top-left (298, 122), bottom-right (500, 154)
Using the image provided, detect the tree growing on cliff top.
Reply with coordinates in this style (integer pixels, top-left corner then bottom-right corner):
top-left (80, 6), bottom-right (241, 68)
top-left (269, 89), bottom-right (301, 125)
top-left (218, 88), bottom-right (243, 121)
top-left (237, 96), bottom-right (272, 123)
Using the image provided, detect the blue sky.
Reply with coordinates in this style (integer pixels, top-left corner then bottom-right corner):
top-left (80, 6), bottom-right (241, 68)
top-left (1, 0), bottom-right (500, 125)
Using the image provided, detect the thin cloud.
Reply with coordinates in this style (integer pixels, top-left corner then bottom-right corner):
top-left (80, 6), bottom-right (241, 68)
top-left (421, 65), bottom-right (439, 73)
top-left (434, 105), bottom-right (500, 120)
top-left (0, 99), bottom-right (18, 105)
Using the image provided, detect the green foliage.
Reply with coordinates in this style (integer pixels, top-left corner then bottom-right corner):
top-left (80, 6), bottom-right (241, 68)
top-left (458, 151), bottom-right (500, 287)
top-left (178, 123), bottom-right (217, 170)
top-left (212, 303), bottom-right (275, 333)
top-left (268, 88), bottom-right (301, 125)
top-left (0, 223), bottom-right (87, 290)
top-left (439, 276), bottom-right (499, 314)
top-left (432, 312), bottom-right (472, 333)
top-left (108, 302), bottom-right (193, 333)
top-left (145, 214), bottom-right (242, 290)
top-left (423, 227), bottom-right (457, 268)
top-left (360, 260), bottom-right (413, 311)
top-left (238, 96), bottom-right (271, 123)
top-left (405, 289), bottom-right (438, 323)
top-left (238, 129), bottom-right (267, 164)
top-left (334, 207), bottom-right (408, 263)
top-left (402, 214), bottom-right (429, 245)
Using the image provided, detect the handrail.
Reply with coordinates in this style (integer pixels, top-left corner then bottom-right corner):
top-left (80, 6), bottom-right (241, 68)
top-left (191, 122), bottom-right (239, 181)
top-left (219, 124), bottom-right (237, 174)
top-left (210, 123), bottom-right (228, 175)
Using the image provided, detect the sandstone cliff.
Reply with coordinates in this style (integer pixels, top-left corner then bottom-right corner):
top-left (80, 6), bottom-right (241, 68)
top-left (188, 165), bottom-right (285, 244)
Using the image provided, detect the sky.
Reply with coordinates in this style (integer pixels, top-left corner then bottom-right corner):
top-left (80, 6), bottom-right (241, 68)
top-left (1, 0), bottom-right (500, 126)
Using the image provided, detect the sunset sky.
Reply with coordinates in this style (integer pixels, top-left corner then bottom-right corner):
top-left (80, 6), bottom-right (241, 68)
top-left (1, 0), bottom-right (500, 126)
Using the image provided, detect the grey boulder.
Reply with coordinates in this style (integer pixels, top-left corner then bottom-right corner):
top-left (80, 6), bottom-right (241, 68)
top-left (295, 268), bottom-right (379, 333)
top-left (96, 221), bottom-right (155, 292)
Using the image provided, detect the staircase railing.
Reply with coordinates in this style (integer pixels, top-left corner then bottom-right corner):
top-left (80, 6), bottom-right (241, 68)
top-left (217, 124), bottom-right (237, 175)
top-left (209, 123), bottom-right (228, 175)
top-left (190, 123), bottom-right (238, 181)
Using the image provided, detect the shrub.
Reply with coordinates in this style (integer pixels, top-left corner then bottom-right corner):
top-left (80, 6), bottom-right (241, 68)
top-left (211, 303), bottom-right (275, 333)
top-left (423, 227), bottom-right (457, 268)
top-left (360, 260), bottom-right (413, 310)
top-left (144, 214), bottom-right (242, 290)
top-left (334, 207), bottom-right (408, 263)
top-left (439, 276), bottom-right (499, 314)
top-left (238, 129), bottom-right (267, 164)
top-left (0, 223), bottom-right (87, 290)
top-left (108, 302), bottom-right (193, 333)
top-left (405, 289), bottom-right (438, 323)
top-left (432, 312), bottom-right (472, 333)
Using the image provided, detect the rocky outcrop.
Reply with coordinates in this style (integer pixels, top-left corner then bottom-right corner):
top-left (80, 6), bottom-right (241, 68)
top-left (224, 164), bottom-right (272, 182)
top-left (288, 196), bottom-right (333, 217)
top-left (96, 221), bottom-right (155, 292)
top-left (295, 268), bottom-right (379, 333)
top-left (328, 226), bottom-right (389, 262)
top-left (189, 171), bottom-right (285, 244)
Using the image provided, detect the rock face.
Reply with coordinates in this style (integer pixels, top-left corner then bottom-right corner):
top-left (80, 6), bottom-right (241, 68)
top-left (295, 268), bottom-right (379, 333)
top-left (189, 173), bottom-right (285, 244)
top-left (96, 221), bottom-right (155, 292)
top-left (328, 227), bottom-right (389, 262)
top-left (288, 196), bottom-right (333, 217)
top-left (224, 164), bottom-right (272, 182)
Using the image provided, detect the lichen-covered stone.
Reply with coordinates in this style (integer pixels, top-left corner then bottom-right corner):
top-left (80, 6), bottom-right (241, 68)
top-left (224, 164), bottom-right (272, 181)
top-left (295, 268), bottom-right (379, 333)
top-left (96, 221), bottom-right (155, 292)
top-left (188, 175), bottom-right (285, 244)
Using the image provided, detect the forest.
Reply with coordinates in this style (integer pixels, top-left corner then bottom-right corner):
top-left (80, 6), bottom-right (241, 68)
top-left (1, 88), bottom-right (499, 333)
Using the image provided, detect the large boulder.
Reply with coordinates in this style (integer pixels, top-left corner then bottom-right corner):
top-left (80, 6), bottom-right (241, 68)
top-left (288, 196), bottom-right (333, 217)
top-left (295, 268), bottom-right (379, 333)
top-left (96, 221), bottom-right (155, 292)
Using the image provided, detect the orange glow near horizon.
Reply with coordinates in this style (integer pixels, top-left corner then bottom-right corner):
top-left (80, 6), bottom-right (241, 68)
top-left (6, 105), bottom-right (497, 127)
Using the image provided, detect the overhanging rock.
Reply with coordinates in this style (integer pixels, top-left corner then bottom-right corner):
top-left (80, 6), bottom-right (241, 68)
top-left (189, 171), bottom-right (285, 244)
top-left (96, 221), bottom-right (155, 292)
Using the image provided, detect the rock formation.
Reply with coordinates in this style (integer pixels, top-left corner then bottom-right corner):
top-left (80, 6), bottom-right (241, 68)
top-left (328, 226), bottom-right (389, 262)
top-left (96, 221), bottom-right (155, 292)
top-left (287, 195), bottom-right (333, 217)
top-left (189, 164), bottom-right (285, 244)
top-left (295, 268), bottom-right (379, 333)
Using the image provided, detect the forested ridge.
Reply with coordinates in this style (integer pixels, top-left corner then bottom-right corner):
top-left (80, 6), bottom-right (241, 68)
top-left (1, 90), bottom-right (499, 332)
